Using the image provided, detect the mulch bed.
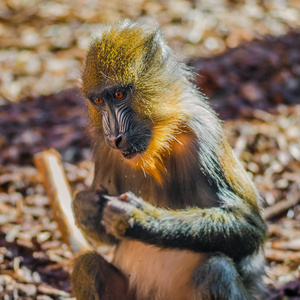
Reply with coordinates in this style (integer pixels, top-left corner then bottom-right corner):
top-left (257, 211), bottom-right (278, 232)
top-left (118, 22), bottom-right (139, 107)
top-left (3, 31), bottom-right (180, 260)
top-left (0, 31), bottom-right (299, 299)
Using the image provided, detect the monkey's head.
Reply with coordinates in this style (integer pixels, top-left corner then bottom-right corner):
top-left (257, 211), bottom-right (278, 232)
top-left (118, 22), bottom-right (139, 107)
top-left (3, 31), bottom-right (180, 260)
top-left (82, 20), bottom-right (191, 181)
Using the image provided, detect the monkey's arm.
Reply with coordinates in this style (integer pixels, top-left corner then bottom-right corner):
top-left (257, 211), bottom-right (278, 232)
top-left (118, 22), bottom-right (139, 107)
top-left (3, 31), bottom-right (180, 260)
top-left (103, 193), bottom-right (266, 260)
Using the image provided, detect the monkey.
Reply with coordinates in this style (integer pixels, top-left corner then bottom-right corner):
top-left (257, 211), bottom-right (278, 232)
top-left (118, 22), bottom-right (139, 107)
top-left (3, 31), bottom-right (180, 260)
top-left (71, 20), bottom-right (267, 300)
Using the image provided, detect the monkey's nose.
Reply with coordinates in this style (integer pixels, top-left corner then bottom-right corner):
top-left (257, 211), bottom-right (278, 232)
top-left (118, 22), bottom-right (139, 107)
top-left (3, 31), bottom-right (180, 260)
top-left (108, 134), bottom-right (124, 149)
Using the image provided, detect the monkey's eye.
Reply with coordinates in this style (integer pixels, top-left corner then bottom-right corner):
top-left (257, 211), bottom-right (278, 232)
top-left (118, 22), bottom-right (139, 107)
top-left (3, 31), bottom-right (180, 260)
top-left (94, 98), bottom-right (104, 104)
top-left (114, 91), bottom-right (126, 99)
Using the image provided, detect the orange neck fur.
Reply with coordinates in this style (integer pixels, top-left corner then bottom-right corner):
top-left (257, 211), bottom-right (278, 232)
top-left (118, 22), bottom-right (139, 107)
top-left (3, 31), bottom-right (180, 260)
top-left (128, 127), bottom-right (195, 184)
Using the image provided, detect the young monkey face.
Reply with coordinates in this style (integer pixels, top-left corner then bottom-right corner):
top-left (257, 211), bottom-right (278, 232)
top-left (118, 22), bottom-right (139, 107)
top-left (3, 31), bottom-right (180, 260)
top-left (87, 83), bottom-right (152, 161)
top-left (82, 22), bottom-right (188, 180)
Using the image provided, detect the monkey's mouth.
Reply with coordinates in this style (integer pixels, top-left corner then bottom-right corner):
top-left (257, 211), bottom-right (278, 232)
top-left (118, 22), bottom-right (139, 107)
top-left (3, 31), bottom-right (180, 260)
top-left (121, 148), bottom-right (144, 160)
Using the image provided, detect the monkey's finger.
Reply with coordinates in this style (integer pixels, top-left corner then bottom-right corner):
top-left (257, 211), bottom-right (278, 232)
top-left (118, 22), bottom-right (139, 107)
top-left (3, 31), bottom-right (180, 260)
top-left (95, 184), bottom-right (108, 195)
top-left (118, 192), bottom-right (145, 209)
top-left (118, 193), bottom-right (130, 202)
top-left (103, 195), bottom-right (119, 202)
top-left (104, 199), bottom-right (132, 214)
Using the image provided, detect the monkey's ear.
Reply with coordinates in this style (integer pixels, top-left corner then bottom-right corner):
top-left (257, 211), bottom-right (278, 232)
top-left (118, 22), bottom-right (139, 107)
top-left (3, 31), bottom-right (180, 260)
top-left (150, 27), bottom-right (170, 60)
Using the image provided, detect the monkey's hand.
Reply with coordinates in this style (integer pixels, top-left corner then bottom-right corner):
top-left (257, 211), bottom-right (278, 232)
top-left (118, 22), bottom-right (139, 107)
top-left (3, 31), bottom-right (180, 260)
top-left (102, 192), bottom-right (157, 239)
top-left (72, 185), bottom-right (117, 244)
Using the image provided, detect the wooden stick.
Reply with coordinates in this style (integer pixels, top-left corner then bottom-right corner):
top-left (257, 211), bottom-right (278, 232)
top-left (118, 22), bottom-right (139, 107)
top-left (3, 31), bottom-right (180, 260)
top-left (34, 149), bottom-right (92, 252)
top-left (264, 193), bottom-right (300, 220)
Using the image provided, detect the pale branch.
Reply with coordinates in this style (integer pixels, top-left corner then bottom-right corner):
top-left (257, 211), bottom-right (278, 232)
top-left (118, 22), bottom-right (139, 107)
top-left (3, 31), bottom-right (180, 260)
top-left (34, 149), bottom-right (92, 252)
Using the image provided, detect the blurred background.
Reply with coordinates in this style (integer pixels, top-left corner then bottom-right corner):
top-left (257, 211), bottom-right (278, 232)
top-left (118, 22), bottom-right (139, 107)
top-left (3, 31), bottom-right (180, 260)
top-left (0, 0), bottom-right (300, 299)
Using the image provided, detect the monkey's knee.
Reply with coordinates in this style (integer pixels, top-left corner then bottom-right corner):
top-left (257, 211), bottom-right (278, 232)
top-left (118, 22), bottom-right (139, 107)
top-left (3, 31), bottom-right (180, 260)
top-left (71, 252), bottom-right (129, 300)
top-left (192, 253), bottom-right (251, 300)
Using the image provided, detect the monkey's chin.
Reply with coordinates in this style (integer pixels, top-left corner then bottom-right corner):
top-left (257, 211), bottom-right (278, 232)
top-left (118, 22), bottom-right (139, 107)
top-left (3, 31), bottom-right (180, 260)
top-left (127, 153), bottom-right (143, 162)
top-left (121, 151), bottom-right (143, 162)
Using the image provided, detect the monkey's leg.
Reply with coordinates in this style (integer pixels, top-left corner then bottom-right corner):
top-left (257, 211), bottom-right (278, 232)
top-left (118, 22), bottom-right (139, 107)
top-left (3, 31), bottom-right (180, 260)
top-left (191, 253), bottom-right (251, 300)
top-left (71, 252), bottom-right (133, 300)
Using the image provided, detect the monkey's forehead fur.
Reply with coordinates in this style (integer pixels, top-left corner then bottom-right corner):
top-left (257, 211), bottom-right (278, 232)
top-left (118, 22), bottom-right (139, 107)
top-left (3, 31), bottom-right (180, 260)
top-left (81, 20), bottom-right (192, 98)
